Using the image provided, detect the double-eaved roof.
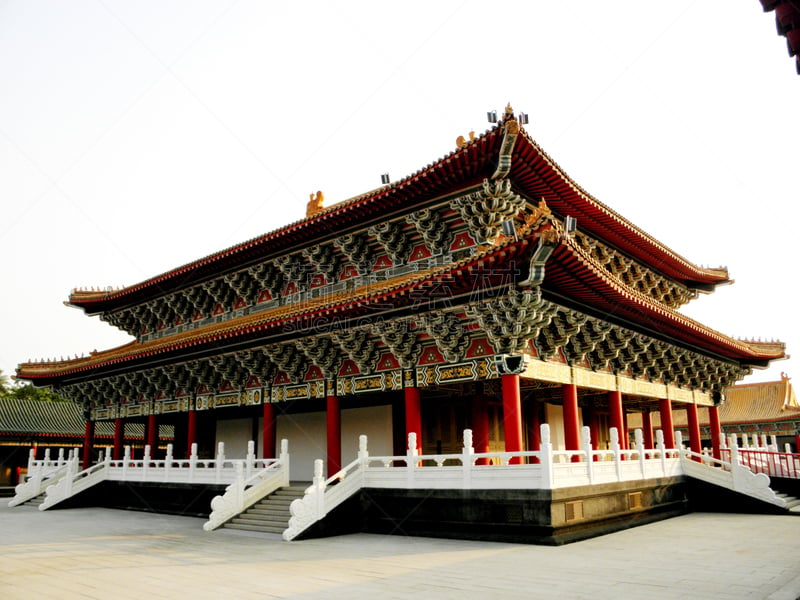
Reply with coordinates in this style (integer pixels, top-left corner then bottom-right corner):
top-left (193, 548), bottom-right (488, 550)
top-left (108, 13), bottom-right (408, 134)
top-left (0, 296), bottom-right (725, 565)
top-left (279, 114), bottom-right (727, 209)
top-left (17, 112), bottom-right (785, 385)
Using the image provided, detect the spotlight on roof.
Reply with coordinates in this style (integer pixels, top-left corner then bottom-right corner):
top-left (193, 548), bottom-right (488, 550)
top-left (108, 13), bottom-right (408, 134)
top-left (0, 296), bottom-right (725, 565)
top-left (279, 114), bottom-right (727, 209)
top-left (518, 112), bottom-right (529, 125)
top-left (564, 216), bottom-right (577, 235)
top-left (380, 173), bottom-right (390, 185)
top-left (487, 110), bottom-right (498, 124)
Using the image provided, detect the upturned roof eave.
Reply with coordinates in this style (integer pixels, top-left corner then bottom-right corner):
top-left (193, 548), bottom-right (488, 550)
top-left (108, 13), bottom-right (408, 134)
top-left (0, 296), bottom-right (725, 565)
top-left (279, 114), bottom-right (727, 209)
top-left (20, 227), bottom-right (782, 387)
top-left (510, 128), bottom-right (729, 288)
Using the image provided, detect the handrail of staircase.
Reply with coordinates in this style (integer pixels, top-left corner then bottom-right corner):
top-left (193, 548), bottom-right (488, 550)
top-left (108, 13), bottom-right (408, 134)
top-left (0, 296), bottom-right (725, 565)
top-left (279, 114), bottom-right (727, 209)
top-left (40, 451), bottom-right (112, 511)
top-left (7, 448), bottom-right (75, 507)
top-left (284, 435), bottom-right (369, 541)
top-left (677, 432), bottom-right (787, 508)
top-left (203, 439), bottom-right (290, 531)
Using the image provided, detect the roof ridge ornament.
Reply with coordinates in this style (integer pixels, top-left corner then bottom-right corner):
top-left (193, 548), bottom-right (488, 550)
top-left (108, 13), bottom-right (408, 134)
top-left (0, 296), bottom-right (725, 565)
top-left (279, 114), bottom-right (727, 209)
top-left (491, 105), bottom-right (520, 180)
top-left (306, 191), bottom-right (325, 218)
top-left (455, 131), bottom-right (476, 150)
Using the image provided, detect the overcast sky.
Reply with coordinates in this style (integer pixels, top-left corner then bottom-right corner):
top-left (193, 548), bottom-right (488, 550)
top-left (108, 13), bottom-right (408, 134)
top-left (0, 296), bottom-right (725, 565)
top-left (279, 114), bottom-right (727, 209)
top-left (1, 1), bottom-right (797, 388)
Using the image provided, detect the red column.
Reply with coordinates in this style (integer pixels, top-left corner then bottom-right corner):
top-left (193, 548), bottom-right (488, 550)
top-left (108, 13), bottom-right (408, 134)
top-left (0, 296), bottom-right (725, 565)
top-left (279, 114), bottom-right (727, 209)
top-left (262, 402), bottom-right (276, 459)
top-left (113, 418), bottom-right (123, 460)
top-left (659, 398), bottom-right (675, 448)
top-left (525, 398), bottom-right (542, 451)
top-left (641, 410), bottom-right (654, 450)
top-left (404, 385), bottom-right (422, 454)
top-left (622, 411), bottom-right (629, 450)
top-left (502, 374), bottom-right (524, 464)
top-left (686, 403), bottom-right (702, 459)
top-left (326, 394), bottom-right (341, 476)
top-left (608, 390), bottom-right (624, 448)
top-left (708, 405), bottom-right (722, 460)
top-left (186, 408), bottom-right (197, 457)
top-left (82, 420), bottom-right (94, 470)
top-left (147, 413), bottom-right (158, 455)
top-left (562, 383), bottom-right (580, 458)
top-left (471, 394), bottom-right (490, 465)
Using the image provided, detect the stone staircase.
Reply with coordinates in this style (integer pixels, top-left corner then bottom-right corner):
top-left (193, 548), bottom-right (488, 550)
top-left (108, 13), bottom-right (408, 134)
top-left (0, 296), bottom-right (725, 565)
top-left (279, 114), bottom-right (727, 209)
top-left (775, 491), bottom-right (800, 514)
top-left (24, 494), bottom-right (46, 508)
top-left (222, 484), bottom-right (307, 535)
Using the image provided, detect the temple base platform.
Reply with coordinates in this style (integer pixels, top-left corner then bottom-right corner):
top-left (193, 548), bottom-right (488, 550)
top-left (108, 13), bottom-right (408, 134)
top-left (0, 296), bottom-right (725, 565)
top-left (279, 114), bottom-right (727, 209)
top-left (295, 476), bottom-right (689, 545)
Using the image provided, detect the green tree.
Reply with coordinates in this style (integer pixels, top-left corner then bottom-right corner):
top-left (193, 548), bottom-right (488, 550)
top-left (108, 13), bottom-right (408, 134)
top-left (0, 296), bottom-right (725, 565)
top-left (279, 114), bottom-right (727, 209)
top-left (5, 380), bottom-right (65, 402)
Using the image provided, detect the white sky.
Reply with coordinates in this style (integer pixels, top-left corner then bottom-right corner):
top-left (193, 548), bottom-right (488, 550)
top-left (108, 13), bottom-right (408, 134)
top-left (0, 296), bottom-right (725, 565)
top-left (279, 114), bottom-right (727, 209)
top-left (1, 1), bottom-right (797, 387)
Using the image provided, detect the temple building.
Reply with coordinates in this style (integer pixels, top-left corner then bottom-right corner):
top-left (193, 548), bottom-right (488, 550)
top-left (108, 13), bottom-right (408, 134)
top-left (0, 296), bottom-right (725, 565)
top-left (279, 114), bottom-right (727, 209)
top-left (13, 106), bottom-right (789, 540)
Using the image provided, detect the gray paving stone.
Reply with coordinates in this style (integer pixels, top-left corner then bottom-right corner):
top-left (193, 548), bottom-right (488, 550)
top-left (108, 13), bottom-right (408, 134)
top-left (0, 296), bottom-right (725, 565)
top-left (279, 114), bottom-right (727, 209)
top-left (2, 503), bottom-right (800, 599)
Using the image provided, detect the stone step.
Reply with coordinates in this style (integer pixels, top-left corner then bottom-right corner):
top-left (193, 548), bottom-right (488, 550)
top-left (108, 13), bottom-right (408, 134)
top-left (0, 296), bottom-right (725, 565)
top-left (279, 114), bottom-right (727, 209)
top-left (232, 514), bottom-right (285, 522)
top-left (248, 507), bottom-right (291, 517)
top-left (279, 486), bottom-right (308, 493)
top-left (224, 522), bottom-right (286, 534)
top-left (254, 497), bottom-right (295, 507)
top-left (227, 520), bottom-right (289, 533)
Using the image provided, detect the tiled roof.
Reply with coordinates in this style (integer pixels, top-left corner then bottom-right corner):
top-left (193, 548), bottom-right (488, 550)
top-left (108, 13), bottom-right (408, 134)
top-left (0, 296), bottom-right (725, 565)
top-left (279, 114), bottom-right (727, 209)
top-left (0, 398), bottom-right (173, 439)
top-left (67, 115), bottom-right (727, 313)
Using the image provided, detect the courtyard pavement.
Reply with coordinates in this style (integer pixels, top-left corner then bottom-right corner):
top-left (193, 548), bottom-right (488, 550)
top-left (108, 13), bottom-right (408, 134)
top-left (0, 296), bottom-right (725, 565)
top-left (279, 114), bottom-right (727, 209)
top-left (1, 502), bottom-right (799, 599)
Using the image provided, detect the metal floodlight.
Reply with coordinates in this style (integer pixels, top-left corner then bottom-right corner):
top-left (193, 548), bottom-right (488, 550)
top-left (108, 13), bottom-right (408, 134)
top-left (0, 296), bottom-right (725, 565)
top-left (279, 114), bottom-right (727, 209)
top-left (501, 220), bottom-right (516, 238)
top-left (381, 173), bottom-right (390, 185)
top-left (564, 215), bottom-right (577, 234)
top-left (518, 112), bottom-right (529, 125)
top-left (487, 110), bottom-right (498, 123)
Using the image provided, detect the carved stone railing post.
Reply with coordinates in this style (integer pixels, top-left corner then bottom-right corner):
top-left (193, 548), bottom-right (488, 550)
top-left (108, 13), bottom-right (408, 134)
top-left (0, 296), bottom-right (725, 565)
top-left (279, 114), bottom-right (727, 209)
top-left (635, 429), bottom-right (645, 478)
top-left (189, 442), bottom-right (198, 482)
top-left (540, 424), bottom-right (553, 489)
top-left (312, 459), bottom-right (325, 520)
top-left (358, 435), bottom-right (368, 467)
top-left (610, 428), bottom-right (622, 481)
top-left (675, 431), bottom-right (685, 461)
top-left (122, 446), bottom-right (130, 479)
top-left (280, 439), bottom-right (290, 486)
top-left (215, 442), bottom-right (225, 483)
top-left (581, 426), bottom-right (593, 484)
top-left (407, 432), bottom-right (418, 487)
top-left (64, 453), bottom-right (77, 498)
top-left (246, 440), bottom-right (256, 481)
top-left (57, 448), bottom-right (65, 466)
top-left (165, 444), bottom-right (173, 481)
top-left (655, 429), bottom-right (666, 475)
top-left (143, 445), bottom-right (151, 481)
top-left (729, 437), bottom-right (740, 470)
top-left (462, 429), bottom-right (474, 487)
